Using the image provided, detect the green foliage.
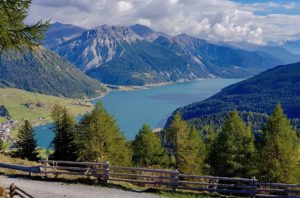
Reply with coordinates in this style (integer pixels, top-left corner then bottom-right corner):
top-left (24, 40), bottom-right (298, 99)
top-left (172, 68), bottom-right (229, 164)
top-left (210, 111), bottom-right (255, 177)
top-left (166, 112), bottom-right (189, 166)
top-left (0, 49), bottom-right (105, 98)
top-left (258, 104), bottom-right (300, 183)
top-left (177, 127), bottom-right (206, 175)
top-left (76, 102), bottom-right (132, 166)
top-left (166, 112), bottom-right (206, 174)
top-left (0, 0), bottom-right (49, 50)
top-left (178, 62), bottom-right (300, 130)
top-left (51, 104), bottom-right (77, 161)
top-left (15, 120), bottom-right (38, 161)
top-left (132, 124), bottom-right (168, 167)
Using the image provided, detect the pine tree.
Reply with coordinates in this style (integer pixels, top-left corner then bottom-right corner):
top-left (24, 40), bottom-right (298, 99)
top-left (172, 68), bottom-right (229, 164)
top-left (177, 127), bottom-right (206, 174)
top-left (76, 102), bottom-right (132, 166)
top-left (51, 104), bottom-right (77, 161)
top-left (258, 104), bottom-right (300, 183)
top-left (210, 111), bottom-right (255, 177)
top-left (0, 0), bottom-right (49, 50)
top-left (132, 124), bottom-right (168, 167)
top-left (15, 120), bottom-right (38, 161)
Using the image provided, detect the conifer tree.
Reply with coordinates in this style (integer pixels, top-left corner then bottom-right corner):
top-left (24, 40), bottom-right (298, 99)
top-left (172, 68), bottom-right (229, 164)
top-left (166, 112), bottom-right (189, 166)
top-left (76, 102), bottom-right (132, 166)
top-left (132, 124), bottom-right (168, 167)
top-left (15, 120), bottom-right (38, 161)
top-left (166, 112), bottom-right (206, 174)
top-left (51, 104), bottom-right (77, 161)
top-left (0, 0), bottom-right (49, 50)
top-left (210, 111), bottom-right (255, 177)
top-left (258, 104), bottom-right (300, 183)
top-left (177, 127), bottom-right (206, 174)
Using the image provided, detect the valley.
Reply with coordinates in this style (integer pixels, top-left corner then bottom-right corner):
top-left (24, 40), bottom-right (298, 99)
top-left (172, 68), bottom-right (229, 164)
top-left (34, 78), bottom-right (241, 148)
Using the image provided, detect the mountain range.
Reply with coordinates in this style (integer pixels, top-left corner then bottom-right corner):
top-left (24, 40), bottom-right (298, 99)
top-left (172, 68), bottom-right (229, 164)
top-left (0, 47), bottom-right (105, 98)
top-left (44, 22), bottom-right (300, 86)
top-left (173, 61), bottom-right (300, 129)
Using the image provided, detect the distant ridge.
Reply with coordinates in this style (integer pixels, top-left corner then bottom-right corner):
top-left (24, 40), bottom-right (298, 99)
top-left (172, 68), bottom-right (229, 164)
top-left (47, 23), bottom-right (285, 86)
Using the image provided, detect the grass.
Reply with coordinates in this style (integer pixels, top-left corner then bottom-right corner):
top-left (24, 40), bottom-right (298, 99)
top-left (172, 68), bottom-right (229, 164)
top-left (0, 88), bottom-right (94, 126)
top-left (0, 154), bottom-right (38, 175)
top-left (0, 117), bottom-right (7, 122)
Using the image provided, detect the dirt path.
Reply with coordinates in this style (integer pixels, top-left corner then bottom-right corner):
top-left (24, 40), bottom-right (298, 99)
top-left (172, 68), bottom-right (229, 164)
top-left (0, 176), bottom-right (160, 198)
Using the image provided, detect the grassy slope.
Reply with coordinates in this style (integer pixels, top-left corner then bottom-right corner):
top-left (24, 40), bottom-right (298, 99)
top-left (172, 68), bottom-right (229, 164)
top-left (0, 88), bottom-right (94, 126)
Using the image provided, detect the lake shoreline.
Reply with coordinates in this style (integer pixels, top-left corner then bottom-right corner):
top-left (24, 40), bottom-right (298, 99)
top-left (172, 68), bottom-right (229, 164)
top-left (88, 77), bottom-right (214, 101)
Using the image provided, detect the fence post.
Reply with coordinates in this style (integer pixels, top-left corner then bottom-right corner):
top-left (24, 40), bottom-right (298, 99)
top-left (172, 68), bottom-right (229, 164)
top-left (251, 176), bottom-right (258, 198)
top-left (103, 161), bottom-right (110, 184)
top-left (172, 169), bottom-right (179, 191)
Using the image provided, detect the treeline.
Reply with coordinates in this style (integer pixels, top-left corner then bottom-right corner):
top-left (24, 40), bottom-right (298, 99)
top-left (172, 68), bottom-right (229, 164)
top-left (11, 103), bottom-right (300, 183)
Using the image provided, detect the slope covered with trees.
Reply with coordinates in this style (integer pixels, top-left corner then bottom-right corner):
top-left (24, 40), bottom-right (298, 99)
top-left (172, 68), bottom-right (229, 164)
top-left (0, 48), bottom-right (105, 98)
top-left (176, 62), bottom-right (300, 128)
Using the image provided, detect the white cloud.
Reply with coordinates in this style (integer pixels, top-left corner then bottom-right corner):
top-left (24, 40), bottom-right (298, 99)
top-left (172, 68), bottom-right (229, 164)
top-left (27, 0), bottom-right (300, 44)
top-left (116, 1), bottom-right (133, 13)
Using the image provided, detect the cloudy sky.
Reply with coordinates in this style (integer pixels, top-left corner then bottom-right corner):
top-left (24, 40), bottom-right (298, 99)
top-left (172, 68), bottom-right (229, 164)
top-left (27, 0), bottom-right (300, 45)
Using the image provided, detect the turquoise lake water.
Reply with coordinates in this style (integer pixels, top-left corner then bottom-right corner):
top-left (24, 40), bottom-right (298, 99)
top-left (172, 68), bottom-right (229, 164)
top-left (35, 78), bottom-right (242, 148)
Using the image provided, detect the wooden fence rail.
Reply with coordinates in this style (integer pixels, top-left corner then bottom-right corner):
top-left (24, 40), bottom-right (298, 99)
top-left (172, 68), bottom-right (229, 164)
top-left (9, 183), bottom-right (33, 198)
top-left (1, 161), bottom-right (299, 197)
top-left (39, 160), bottom-right (300, 198)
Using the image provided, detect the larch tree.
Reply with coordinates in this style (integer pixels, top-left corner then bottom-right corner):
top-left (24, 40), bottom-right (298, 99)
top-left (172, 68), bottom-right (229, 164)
top-left (258, 104), bottom-right (300, 183)
top-left (166, 112), bottom-right (206, 174)
top-left (177, 127), bottom-right (206, 174)
top-left (15, 120), bottom-right (38, 161)
top-left (51, 104), bottom-right (77, 161)
top-left (210, 111), bottom-right (255, 177)
top-left (166, 112), bottom-right (190, 169)
top-left (76, 102), bottom-right (132, 166)
top-left (132, 124), bottom-right (168, 168)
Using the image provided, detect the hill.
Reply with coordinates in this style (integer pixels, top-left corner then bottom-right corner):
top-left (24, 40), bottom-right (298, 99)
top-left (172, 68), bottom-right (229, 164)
top-left (0, 88), bottom-right (94, 126)
top-left (50, 23), bottom-right (282, 86)
top-left (173, 62), bottom-right (300, 128)
top-left (0, 47), bottom-right (105, 98)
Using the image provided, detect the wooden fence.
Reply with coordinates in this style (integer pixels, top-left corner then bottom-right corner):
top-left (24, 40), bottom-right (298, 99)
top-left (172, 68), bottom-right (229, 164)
top-left (1, 161), bottom-right (299, 197)
top-left (9, 183), bottom-right (33, 198)
top-left (39, 160), bottom-right (300, 197)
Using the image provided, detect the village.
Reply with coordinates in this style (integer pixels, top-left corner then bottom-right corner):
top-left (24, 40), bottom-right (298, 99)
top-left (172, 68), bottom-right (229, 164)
top-left (0, 119), bottom-right (14, 142)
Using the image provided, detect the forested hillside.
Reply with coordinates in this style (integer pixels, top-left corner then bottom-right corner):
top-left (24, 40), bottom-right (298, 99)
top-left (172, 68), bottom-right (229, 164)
top-left (172, 62), bottom-right (300, 129)
top-left (0, 48), bottom-right (105, 98)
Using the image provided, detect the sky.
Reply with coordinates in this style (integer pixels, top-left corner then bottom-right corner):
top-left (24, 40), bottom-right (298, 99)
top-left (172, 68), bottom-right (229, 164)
top-left (27, 0), bottom-right (300, 45)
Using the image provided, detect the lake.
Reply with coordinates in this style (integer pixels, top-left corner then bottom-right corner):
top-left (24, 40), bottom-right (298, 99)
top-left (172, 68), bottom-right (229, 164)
top-left (35, 78), bottom-right (242, 148)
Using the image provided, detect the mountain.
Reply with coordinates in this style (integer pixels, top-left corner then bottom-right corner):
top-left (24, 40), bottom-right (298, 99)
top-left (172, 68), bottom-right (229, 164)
top-left (129, 24), bottom-right (165, 42)
top-left (0, 47), bottom-right (105, 98)
top-left (43, 22), bottom-right (86, 49)
top-left (174, 62), bottom-right (300, 127)
top-left (281, 39), bottom-right (300, 55)
top-left (154, 34), bottom-right (281, 78)
top-left (54, 25), bottom-right (212, 85)
top-left (218, 41), bottom-right (300, 64)
top-left (50, 24), bottom-right (283, 86)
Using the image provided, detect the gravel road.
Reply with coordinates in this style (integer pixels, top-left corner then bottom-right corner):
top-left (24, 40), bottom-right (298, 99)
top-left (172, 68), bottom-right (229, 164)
top-left (0, 176), bottom-right (160, 198)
